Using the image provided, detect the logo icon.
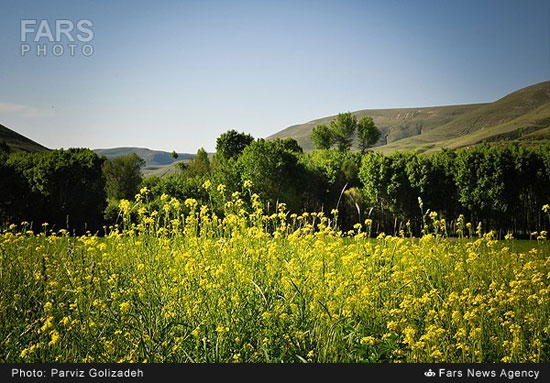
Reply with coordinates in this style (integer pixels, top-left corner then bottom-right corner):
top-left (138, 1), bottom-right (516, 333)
top-left (424, 369), bottom-right (436, 377)
top-left (20, 19), bottom-right (94, 57)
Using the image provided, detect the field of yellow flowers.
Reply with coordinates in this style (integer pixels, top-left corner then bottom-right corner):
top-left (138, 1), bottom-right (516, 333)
top-left (1, 185), bottom-right (549, 363)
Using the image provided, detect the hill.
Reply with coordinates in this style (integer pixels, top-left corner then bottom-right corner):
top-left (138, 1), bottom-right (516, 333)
top-left (268, 81), bottom-right (550, 153)
top-left (93, 147), bottom-right (195, 176)
top-left (0, 123), bottom-right (49, 152)
top-left (0, 124), bottom-right (195, 177)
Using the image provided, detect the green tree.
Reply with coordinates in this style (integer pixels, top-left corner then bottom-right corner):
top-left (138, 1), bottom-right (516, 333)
top-left (171, 151), bottom-right (178, 160)
top-left (359, 152), bottom-right (421, 231)
top-left (184, 148), bottom-right (210, 177)
top-left (357, 116), bottom-right (381, 154)
top-left (0, 151), bottom-right (28, 224)
top-left (273, 138), bottom-right (303, 153)
top-left (216, 130), bottom-right (254, 159)
top-left (312, 125), bottom-right (334, 150)
top-left (210, 155), bottom-right (242, 196)
top-left (9, 149), bottom-right (106, 232)
top-left (0, 140), bottom-right (10, 154)
top-left (300, 149), bottom-right (361, 215)
top-left (237, 139), bottom-right (304, 211)
top-left (408, 149), bottom-right (459, 219)
top-left (102, 153), bottom-right (145, 200)
top-left (148, 173), bottom-right (209, 207)
top-left (330, 112), bottom-right (357, 151)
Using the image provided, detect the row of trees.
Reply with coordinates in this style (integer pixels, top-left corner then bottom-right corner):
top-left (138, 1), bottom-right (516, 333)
top-left (140, 130), bottom-right (550, 236)
top-left (312, 112), bottom-right (381, 153)
top-left (1, 124), bottom-right (549, 236)
top-left (359, 145), bottom-right (550, 235)
top-left (0, 148), bottom-right (106, 232)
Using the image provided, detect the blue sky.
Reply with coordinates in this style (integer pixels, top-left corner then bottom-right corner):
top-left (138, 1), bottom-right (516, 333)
top-left (0, 0), bottom-right (549, 152)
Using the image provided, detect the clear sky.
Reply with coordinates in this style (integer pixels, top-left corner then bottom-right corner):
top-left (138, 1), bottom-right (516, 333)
top-left (1, 0), bottom-right (549, 153)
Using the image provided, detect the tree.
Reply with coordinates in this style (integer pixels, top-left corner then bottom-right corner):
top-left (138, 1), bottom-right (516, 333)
top-left (357, 116), bottom-right (381, 154)
top-left (210, 154), bottom-right (241, 197)
top-left (0, 140), bottom-right (10, 154)
top-left (237, 139), bottom-right (304, 211)
top-left (0, 151), bottom-right (28, 224)
top-left (330, 112), bottom-right (357, 151)
top-left (171, 151), bottom-right (178, 160)
top-left (312, 125), bottom-right (334, 150)
top-left (216, 130), bottom-right (254, 159)
top-left (184, 148), bottom-right (210, 177)
top-left (102, 153), bottom-right (145, 200)
top-left (300, 149), bottom-right (361, 213)
top-left (7, 149), bottom-right (107, 232)
top-left (407, 149), bottom-right (459, 219)
top-left (359, 152), bottom-right (422, 232)
top-left (273, 138), bottom-right (303, 153)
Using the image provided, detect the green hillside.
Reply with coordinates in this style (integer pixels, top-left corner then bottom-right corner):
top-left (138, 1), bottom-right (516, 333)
top-left (93, 147), bottom-right (195, 176)
top-left (139, 161), bottom-right (193, 177)
top-left (268, 81), bottom-right (550, 153)
top-left (0, 123), bottom-right (49, 152)
top-left (379, 101), bottom-right (550, 154)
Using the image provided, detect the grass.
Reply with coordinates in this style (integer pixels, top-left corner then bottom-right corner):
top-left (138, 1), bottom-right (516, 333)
top-left (1, 186), bottom-right (549, 363)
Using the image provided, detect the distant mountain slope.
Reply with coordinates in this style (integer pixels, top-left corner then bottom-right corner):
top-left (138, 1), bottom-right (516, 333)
top-left (379, 101), bottom-right (550, 154)
top-left (93, 147), bottom-right (194, 165)
top-left (0, 123), bottom-right (49, 152)
top-left (93, 147), bottom-right (195, 176)
top-left (268, 81), bottom-right (550, 153)
top-left (270, 103), bottom-right (484, 151)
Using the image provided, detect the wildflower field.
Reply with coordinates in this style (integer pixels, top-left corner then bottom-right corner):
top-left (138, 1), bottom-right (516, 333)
top-left (1, 187), bottom-right (549, 363)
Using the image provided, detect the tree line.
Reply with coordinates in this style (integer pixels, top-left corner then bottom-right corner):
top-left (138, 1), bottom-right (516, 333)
top-left (359, 145), bottom-right (550, 236)
top-left (1, 112), bottom-right (549, 236)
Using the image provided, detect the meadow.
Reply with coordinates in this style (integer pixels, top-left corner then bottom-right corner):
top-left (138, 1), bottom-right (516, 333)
top-left (1, 185), bottom-right (549, 363)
